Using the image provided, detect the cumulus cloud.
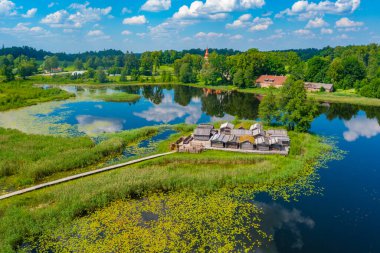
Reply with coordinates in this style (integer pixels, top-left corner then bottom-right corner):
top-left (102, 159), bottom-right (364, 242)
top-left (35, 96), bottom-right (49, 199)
top-left (121, 7), bottom-right (131, 14)
top-left (87, 29), bottom-right (110, 40)
top-left (0, 23), bottom-right (50, 37)
top-left (226, 14), bottom-right (272, 31)
top-left (226, 14), bottom-right (252, 29)
top-left (173, 0), bottom-right (265, 20)
top-left (335, 17), bottom-right (363, 27)
top-left (321, 28), bottom-right (333, 34)
top-left (250, 17), bottom-right (273, 31)
top-left (230, 34), bottom-right (243, 40)
top-left (294, 29), bottom-right (316, 38)
top-left (21, 8), bottom-right (37, 18)
top-left (195, 32), bottom-right (225, 39)
top-left (0, 0), bottom-right (17, 16)
top-left (141, 0), bottom-right (171, 12)
top-left (276, 0), bottom-right (361, 20)
top-left (123, 15), bottom-right (147, 25)
top-left (306, 17), bottom-right (328, 28)
top-left (48, 2), bottom-right (57, 8)
top-left (40, 2), bottom-right (112, 28)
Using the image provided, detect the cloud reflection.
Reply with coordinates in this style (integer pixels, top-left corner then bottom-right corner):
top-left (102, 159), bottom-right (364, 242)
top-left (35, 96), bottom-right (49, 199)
top-left (343, 115), bottom-right (380, 142)
top-left (134, 94), bottom-right (202, 124)
top-left (76, 115), bottom-right (124, 135)
top-left (256, 202), bottom-right (315, 252)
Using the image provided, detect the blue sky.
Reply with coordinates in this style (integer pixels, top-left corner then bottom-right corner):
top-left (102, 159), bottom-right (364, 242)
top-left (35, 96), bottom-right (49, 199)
top-left (0, 0), bottom-right (378, 53)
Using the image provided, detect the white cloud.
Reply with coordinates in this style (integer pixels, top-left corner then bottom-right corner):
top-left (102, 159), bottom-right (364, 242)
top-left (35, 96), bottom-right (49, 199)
top-left (226, 14), bottom-right (272, 31)
top-left (195, 32), bottom-right (225, 39)
top-left (122, 7), bottom-right (131, 14)
top-left (22, 8), bottom-right (37, 18)
top-left (306, 17), bottom-right (328, 28)
top-left (121, 30), bottom-right (132, 35)
top-left (276, 0), bottom-right (361, 20)
top-left (226, 14), bottom-right (252, 29)
top-left (173, 0), bottom-right (265, 20)
top-left (48, 2), bottom-right (57, 8)
top-left (343, 116), bottom-right (380, 142)
top-left (0, 0), bottom-right (17, 16)
top-left (230, 34), bottom-right (243, 40)
top-left (40, 2), bottom-right (112, 28)
top-left (87, 29), bottom-right (110, 40)
top-left (321, 28), bottom-right (333, 34)
top-left (87, 30), bottom-right (104, 36)
top-left (141, 0), bottom-right (171, 12)
top-left (76, 115), bottom-right (124, 136)
top-left (0, 23), bottom-right (50, 37)
top-left (335, 17), bottom-right (363, 27)
top-left (294, 29), bottom-right (316, 38)
top-left (250, 17), bottom-right (273, 31)
top-left (123, 15), bottom-right (147, 25)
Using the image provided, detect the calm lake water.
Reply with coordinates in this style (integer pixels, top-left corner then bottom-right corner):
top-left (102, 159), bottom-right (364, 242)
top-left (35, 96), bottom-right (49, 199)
top-left (1, 85), bottom-right (379, 252)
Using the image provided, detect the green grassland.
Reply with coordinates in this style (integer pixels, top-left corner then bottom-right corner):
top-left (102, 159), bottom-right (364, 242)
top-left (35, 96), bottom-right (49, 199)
top-left (0, 126), bottom-right (161, 193)
top-left (0, 81), bottom-right (74, 111)
top-left (0, 128), bottom-right (338, 252)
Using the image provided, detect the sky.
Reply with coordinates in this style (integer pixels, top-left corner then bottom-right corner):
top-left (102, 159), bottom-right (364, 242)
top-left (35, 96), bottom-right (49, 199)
top-left (0, 0), bottom-right (379, 53)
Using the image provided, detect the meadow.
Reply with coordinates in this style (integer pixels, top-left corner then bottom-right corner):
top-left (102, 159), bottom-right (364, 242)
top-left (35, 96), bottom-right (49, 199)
top-left (0, 126), bottom-right (160, 193)
top-left (0, 130), bottom-right (339, 252)
top-left (0, 81), bottom-right (73, 111)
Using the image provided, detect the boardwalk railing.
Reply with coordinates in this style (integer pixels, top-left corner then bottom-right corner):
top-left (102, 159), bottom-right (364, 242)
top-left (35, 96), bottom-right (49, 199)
top-left (0, 151), bottom-right (176, 201)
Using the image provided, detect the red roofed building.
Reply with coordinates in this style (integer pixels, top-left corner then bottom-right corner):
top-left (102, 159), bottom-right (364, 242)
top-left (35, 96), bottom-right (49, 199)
top-left (256, 75), bottom-right (288, 88)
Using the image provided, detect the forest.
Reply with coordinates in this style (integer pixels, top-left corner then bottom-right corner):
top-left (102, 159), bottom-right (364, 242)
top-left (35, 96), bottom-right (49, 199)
top-left (0, 44), bottom-right (379, 98)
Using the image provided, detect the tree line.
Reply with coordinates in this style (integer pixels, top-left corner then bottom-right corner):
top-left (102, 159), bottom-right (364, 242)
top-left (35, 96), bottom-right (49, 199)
top-left (0, 44), bottom-right (379, 97)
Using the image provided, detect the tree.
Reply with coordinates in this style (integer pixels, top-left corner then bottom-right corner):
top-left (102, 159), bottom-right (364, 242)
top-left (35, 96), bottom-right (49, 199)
top-left (95, 69), bottom-right (107, 83)
top-left (43, 56), bottom-right (59, 72)
top-left (305, 56), bottom-right (331, 83)
top-left (73, 58), bottom-right (84, 70)
top-left (120, 68), bottom-right (127, 82)
top-left (258, 87), bottom-right (279, 125)
top-left (14, 56), bottom-right (37, 79)
top-left (233, 69), bottom-right (245, 88)
top-left (179, 63), bottom-right (196, 83)
top-left (279, 79), bottom-right (318, 132)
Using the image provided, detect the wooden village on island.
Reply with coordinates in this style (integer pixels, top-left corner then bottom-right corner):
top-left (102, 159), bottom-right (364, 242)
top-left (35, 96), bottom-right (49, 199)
top-left (171, 122), bottom-right (290, 155)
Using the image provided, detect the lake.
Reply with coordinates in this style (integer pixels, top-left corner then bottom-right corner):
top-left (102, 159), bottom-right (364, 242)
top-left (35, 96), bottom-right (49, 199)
top-left (1, 85), bottom-right (379, 252)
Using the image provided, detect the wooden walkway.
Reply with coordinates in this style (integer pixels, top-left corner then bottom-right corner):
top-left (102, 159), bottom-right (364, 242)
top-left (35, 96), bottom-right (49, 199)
top-left (0, 151), bottom-right (176, 201)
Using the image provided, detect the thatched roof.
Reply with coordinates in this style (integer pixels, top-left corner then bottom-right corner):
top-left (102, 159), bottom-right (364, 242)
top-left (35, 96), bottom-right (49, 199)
top-left (239, 135), bottom-right (255, 144)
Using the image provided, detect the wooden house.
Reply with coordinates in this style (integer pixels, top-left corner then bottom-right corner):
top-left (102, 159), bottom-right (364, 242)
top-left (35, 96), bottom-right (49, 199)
top-left (210, 133), bottom-right (227, 148)
top-left (239, 135), bottom-right (255, 150)
top-left (255, 136), bottom-right (270, 151)
top-left (226, 135), bottom-right (239, 149)
top-left (256, 75), bottom-right (287, 88)
top-left (267, 130), bottom-right (290, 146)
top-left (220, 122), bottom-right (234, 135)
top-left (304, 82), bottom-right (334, 92)
top-left (231, 128), bottom-right (252, 136)
top-left (193, 124), bottom-right (214, 141)
top-left (269, 137), bottom-right (283, 151)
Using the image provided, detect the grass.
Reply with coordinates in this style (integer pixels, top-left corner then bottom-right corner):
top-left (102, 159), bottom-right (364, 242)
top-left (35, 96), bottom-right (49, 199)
top-left (0, 81), bottom-right (74, 111)
top-left (92, 92), bottom-right (141, 102)
top-left (0, 129), bottom-right (338, 252)
top-left (0, 126), bottom-right (160, 193)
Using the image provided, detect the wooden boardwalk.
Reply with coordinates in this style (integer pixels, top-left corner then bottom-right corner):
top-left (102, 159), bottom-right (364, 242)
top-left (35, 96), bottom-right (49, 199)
top-left (0, 151), bottom-right (176, 201)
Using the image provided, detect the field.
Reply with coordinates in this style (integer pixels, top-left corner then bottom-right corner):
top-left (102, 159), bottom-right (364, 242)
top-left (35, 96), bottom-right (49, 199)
top-left (0, 130), bottom-right (339, 252)
top-left (0, 126), bottom-right (161, 193)
top-left (0, 81), bottom-right (74, 111)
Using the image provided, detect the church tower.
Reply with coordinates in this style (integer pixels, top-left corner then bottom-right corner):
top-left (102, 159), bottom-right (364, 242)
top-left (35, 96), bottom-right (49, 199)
top-left (204, 47), bottom-right (209, 63)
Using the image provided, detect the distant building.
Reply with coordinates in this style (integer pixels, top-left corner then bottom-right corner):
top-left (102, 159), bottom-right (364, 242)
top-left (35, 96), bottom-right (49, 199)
top-left (204, 48), bottom-right (209, 63)
top-left (193, 124), bottom-right (214, 141)
top-left (256, 75), bottom-right (287, 88)
top-left (220, 122), bottom-right (234, 135)
top-left (304, 82), bottom-right (334, 92)
top-left (50, 67), bottom-right (62, 73)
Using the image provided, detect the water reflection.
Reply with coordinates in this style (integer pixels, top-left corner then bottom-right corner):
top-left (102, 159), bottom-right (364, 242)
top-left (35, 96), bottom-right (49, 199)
top-left (257, 202), bottom-right (315, 253)
top-left (343, 115), bottom-right (380, 142)
top-left (76, 115), bottom-right (124, 136)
